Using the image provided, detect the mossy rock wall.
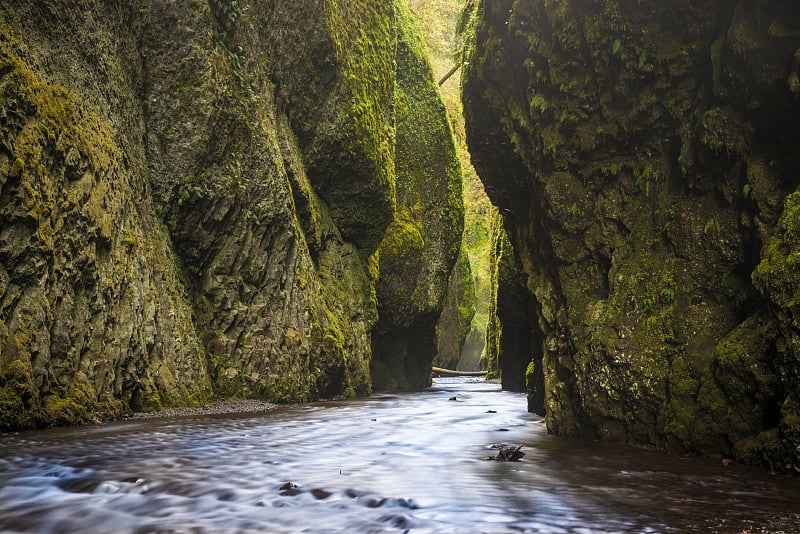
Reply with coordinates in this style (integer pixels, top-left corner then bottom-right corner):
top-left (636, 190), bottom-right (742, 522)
top-left (261, 0), bottom-right (397, 255)
top-left (0, 0), bottom-right (461, 428)
top-left (483, 211), bottom-right (543, 407)
top-left (0, 8), bottom-right (214, 427)
top-left (463, 0), bottom-right (800, 469)
top-left (370, 1), bottom-right (464, 391)
top-left (433, 242), bottom-right (475, 371)
top-left (137, 0), bottom-right (383, 403)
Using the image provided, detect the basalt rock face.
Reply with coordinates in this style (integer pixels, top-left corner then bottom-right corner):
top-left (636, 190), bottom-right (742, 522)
top-left (139, 0), bottom-right (380, 405)
top-left (463, 0), bottom-right (800, 469)
top-left (484, 212), bottom-right (543, 410)
top-left (433, 243), bottom-right (475, 372)
top-left (370, 2), bottom-right (464, 391)
top-left (0, 2), bottom-right (215, 427)
top-left (0, 0), bottom-right (461, 429)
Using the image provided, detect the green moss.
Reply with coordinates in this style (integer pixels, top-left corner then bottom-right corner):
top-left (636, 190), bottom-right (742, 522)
top-left (700, 107), bottom-right (753, 155)
top-left (754, 191), bottom-right (800, 322)
top-left (783, 393), bottom-right (800, 430)
top-left (734, 429), bottom-right (782, 467)
top-left (9, 156), bottom-right (24, 177)
top-left (525, 359), bottom-right (536, 377)
top-left (790, 73), bottom-right (800, 95)
top-left (0, 359), bottom-right (37, 431)
top-left (370, 0), bottom-right (465, 391)
top-left (121, 231), bottom-right (138, 252)
top-left (380, 208), bottom-right (425, 258)
top-left (267, 0), bottom-right (397, 254)
top-left (375, 207), bottom-right (425, 323)
top-left (726, 2), bottom-right (762, 61)
top-left (43, 382), bottom-right (94, 426)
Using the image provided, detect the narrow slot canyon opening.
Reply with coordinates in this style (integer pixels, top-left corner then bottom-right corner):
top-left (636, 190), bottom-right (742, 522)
top-left (410, 0), bottom-right (545, 416)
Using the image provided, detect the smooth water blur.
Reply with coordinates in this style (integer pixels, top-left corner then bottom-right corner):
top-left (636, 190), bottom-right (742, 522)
top-left (0, 378), bottom-right (798, 533)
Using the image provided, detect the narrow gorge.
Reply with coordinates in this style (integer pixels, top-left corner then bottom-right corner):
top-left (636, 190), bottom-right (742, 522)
top-left (2, 0), bottom-right (800, 476)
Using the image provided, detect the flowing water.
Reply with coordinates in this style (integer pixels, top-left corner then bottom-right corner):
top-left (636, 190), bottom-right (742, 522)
top-left (0, 378), bottom-right (798, 533)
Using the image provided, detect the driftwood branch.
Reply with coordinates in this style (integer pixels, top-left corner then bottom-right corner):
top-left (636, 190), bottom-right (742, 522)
top-left (438, 63), bottom-right (461, 86)
top-left (432, 366), bottom-right (486, 377)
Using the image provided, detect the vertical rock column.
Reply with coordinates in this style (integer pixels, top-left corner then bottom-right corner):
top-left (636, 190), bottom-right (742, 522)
top-left (370, 1), bottom-right (465, 391)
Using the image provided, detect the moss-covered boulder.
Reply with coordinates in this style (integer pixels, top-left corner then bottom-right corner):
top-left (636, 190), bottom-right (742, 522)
top-left (463, 0), bottom-right (800, 468)
top-left (370, 1), bottom-right (464, 391)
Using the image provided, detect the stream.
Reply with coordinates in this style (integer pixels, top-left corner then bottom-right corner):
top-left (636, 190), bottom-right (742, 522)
top-left (0, 378), bottom-right (798, 533)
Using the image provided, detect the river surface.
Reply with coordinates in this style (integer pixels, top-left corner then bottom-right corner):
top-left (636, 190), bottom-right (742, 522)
top-left (0, 378), bottom-right (799, 533)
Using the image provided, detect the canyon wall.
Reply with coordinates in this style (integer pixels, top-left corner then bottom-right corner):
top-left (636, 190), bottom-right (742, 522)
top-left (464, 0), bottom-right (800, 470)
top-left (0, 0), bottom-right (463, 429)
top-left (370, 1), bottom-right (464, 390)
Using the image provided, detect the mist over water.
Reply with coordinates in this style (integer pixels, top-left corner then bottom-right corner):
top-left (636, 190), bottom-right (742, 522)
top-left (0, 378), bottom-right (798, 533)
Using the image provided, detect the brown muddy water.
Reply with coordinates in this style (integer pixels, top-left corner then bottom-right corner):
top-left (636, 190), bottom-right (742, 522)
top-left (0, 378), bottom-right (798, 533)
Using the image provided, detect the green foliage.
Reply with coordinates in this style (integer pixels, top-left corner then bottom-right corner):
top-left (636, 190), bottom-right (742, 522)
top-left (531, 94), bottom-right (549, 113)
top-left (634, 165), bottom-right (657, 196)
top-left (210, 0), bottom-right (239, 28)
top-left (703, 218), bottom-right (721, 235)
top-left (567, 202), bottom-right (584, 217)
top-left (642, 293), bottom-right (655, 314)
top-left (600, 162), bottom-right (622, 177)
top-left (659, 287), bottom-right (675, 302)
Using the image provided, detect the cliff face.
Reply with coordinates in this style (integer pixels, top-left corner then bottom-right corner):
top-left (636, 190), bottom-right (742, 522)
top-left (464, 0), bottom-right (800, 469)
top-left (370, 1), bottom-right (464, 391)
top-left (0, 0), bottom-right (462, 429)
top-left (483, 211), bottom-right (543, 407)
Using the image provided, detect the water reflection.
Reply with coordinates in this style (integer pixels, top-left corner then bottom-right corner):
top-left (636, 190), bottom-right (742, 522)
top-left (0, 378), bottom-right (798, 532)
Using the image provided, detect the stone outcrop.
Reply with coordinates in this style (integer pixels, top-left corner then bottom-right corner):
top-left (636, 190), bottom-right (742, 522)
top-left (463, 0), bottom-right (800, 470)
top-left (0, 0), bottom-right (462, 429)
top-left (370, 1), bottom-right (464, 391)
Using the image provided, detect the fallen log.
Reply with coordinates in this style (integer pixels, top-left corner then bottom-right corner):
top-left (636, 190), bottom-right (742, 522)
top-left (438, 63), bottom-right (461, 86)
top-left (431, 367), bottom-right (486, 377)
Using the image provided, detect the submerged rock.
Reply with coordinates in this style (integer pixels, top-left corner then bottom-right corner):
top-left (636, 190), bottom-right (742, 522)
top-left (488, 443), bottom-right (525, 462)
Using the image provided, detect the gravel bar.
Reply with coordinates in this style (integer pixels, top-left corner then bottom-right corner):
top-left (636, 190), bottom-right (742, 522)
top-left (128, 399), bottom-right (277, 420)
